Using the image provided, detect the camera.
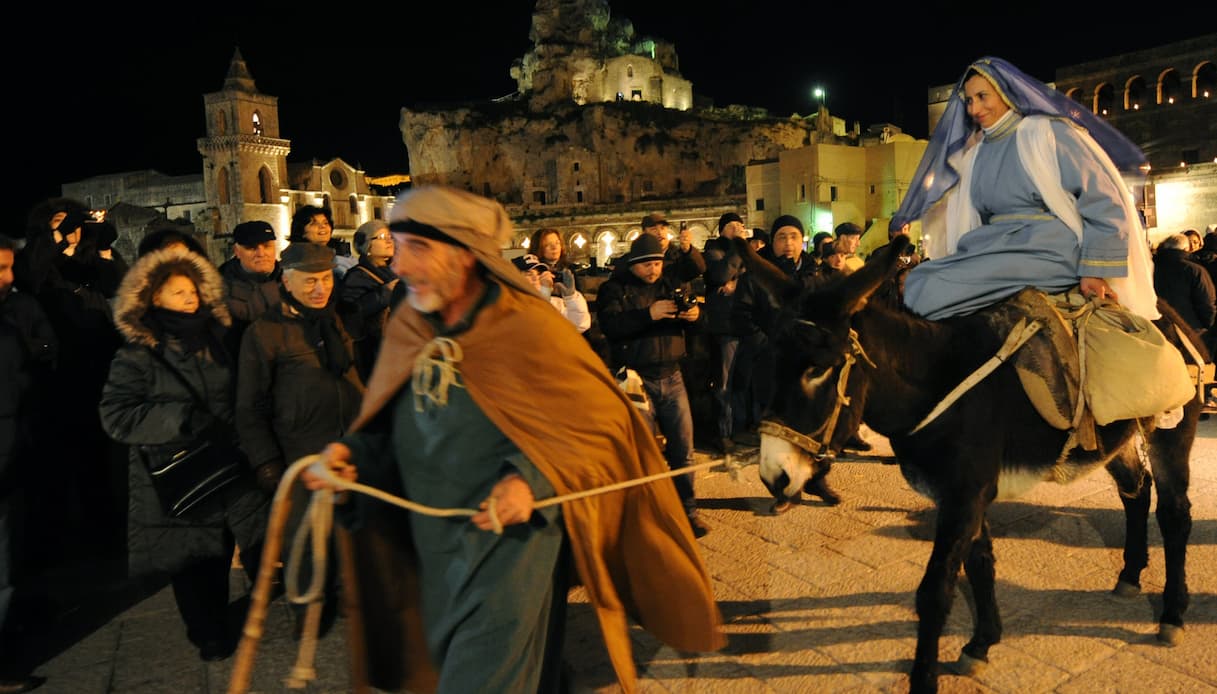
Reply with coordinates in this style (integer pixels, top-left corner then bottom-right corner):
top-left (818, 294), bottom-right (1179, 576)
top-left (671, 287), bottom-right (696, 312)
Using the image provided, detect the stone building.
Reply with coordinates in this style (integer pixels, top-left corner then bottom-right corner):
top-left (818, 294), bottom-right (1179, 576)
top-left (745, 125), bottom-right (929, 258)
top-left (63, 49), bottom-right (400, 264)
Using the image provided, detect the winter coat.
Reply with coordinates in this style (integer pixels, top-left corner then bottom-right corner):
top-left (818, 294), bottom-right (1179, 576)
top-left (596, 267), bottom-right (701, 377)
top-left (1153, 247), bottom-right (1216, 332)
top-left (701, 237), bottom-right (745, 336)
top-left (338, 257), bottom-right (398, 380)
top-left (235, 301), bottom-right (364, 471)
top-left (99, 247), bottom-right (268, 577)
top-left (0, 289), bottom-right (57, 497)
top-left (218, 256), bottom-right (282, 348)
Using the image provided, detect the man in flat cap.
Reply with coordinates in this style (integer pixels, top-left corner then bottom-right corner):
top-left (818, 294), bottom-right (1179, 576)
top-left (235, 241), bottom-right (363, 638)
top-left (597, 233), bottom-right (708, 535)
top-left (302, 186), bottom-right (723, 693)
top-left (833, 221), bottom-right (865, 274)
top-left (219, 220), bottom-right (282, 350)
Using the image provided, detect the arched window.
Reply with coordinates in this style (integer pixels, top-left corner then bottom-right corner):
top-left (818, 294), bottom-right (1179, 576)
top-left (217, 167), bottom-right (231, 205)
top-left (251, 110), bottom-right (263, 136)
top-left (1195, 61), bottom-right (1216, 99)
top-left (1124, 76), bottom-right (1147, 111)
top-left (258, 166), bottom-right (275, 204)
top-left (627, 64), bottom-right (634, 78)
top-left (1094, 83), bottom-right (1115, 116)
top-left (1158, 68), bottom-right (1183, 105)
top-left (1065, 87), bottom-right (1083, 104)
top-left (214, 110), bottom-right (227, 136)
top-left (349, 194), bottom-right (358, 214)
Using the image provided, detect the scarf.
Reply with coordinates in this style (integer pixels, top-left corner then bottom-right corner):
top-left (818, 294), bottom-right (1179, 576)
top-left (145, 306), bottom-right (229, 365)
top-left (279, 286), bottom-right (352, 377)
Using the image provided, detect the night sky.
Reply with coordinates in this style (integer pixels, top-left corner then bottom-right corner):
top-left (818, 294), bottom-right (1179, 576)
top-left (9, 1), bottom-right (1206, 234)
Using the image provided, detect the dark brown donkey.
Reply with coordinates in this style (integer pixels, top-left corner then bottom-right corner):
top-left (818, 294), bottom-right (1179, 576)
top-left (737, 235), bottom-right (1197, 694)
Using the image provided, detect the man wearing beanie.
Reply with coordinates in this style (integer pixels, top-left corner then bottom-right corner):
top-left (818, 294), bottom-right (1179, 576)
top-left (598, 233), bottom-right (710, 533)
top-left (219, 220), bottom-right (282, 349)
top-left (730, 214), bottom-right (842, 476)
top-left (301, 186), bottom-right (723, 693)
top-left (642, 212), bottom-right (705, 283)
top-left (702, 212), bottom-right (748, 454)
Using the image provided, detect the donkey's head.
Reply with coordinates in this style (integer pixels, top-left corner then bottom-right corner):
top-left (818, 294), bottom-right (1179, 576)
top-left (739, 235), bottom-right (912, 502)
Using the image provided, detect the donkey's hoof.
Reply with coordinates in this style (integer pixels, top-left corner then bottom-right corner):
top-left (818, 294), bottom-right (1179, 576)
top-left (770, 500), bottom-right (795, 515)
top-left (1158, 623), bottom-right (1183, 646)
top-left (1111, 580), bottom-right (1141, 599)
top-left (954, 651), bottom-right (988, 677)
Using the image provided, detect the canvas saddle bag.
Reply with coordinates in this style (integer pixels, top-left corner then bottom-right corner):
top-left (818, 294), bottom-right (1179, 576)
top-left (981, 288), bottom-right (1205, 449)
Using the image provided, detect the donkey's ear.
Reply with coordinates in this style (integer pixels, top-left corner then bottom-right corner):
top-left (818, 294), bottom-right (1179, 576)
top-left (733, 236), bottom-right (800, 301)
top-left (838, 236), bottom-right (910, 317)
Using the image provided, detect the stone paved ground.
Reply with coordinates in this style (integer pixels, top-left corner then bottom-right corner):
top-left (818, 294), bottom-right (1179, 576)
top-left (14, 420), bottom-right (1217, 693)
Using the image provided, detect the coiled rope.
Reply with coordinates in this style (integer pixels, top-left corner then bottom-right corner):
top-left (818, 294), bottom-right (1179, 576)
top-left (227, 449), bottom-right (752, 693)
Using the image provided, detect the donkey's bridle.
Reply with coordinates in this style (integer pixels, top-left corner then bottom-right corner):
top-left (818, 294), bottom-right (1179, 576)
top-left (759, 324), bottom-right (873, 458)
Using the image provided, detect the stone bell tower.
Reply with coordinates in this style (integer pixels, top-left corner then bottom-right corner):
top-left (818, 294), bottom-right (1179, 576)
top-left (196, 48), bottom-right (291, 237)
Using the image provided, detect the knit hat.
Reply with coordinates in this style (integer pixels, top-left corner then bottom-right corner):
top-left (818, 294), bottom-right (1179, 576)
top-left (770, 215), bottom-right (805, 236)
top-left (641, 212), bottom-right (670, 229)
top-left (717, 212), bottom-right (743, 232)
top-left (354, 220), bottom-right (389, 255)
top-left (750, 228), bottom-right (769, 245)
top-left (233, 220), bottom-right (276, 247)
top-left (627, 234), bottom-right (666, 265)
top-left (388, 185), bottom-right (536, 297)
top-left (280, 242), bottom-right (334, 272)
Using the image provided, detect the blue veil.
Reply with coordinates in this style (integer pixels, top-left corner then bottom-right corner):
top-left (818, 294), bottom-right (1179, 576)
top-left (890, 56), bottom-right (1147, 232)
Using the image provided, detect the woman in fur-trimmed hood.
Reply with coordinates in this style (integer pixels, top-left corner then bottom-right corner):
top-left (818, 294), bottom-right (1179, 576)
top-left (99, 246), bottom-right (270, 663)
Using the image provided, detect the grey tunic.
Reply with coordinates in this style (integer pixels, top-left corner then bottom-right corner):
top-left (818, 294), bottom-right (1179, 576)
top-left (904, 116), bottom-right (1131, 320)
top-left (343, 382), bottom-right (562, 693)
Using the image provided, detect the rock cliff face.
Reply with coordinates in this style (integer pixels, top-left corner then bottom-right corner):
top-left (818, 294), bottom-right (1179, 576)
top-left (401, 101), bottom-right (819, 208)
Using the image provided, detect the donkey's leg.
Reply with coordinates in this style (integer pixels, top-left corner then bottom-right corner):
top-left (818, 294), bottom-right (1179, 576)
top-left (911, 493), bottom-right (988, 694)
top-left (1147, 418), bottom-right (1195, 645)
top-left (958, 518), bottom-right (1001, 674)
top-left (1106, 447), bottom-right (1151, 597)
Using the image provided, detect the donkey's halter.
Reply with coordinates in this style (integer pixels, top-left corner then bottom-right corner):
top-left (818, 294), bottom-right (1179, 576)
top-left (759, 324), bottom-right (873, 458)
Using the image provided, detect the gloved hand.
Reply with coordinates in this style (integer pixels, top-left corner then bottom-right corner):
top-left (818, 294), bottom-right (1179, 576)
top-left (85, 220), bottom-right (118, 251)
top-left (554, 268), bottom-right (576, 298)
top-left (254, 461), bottom-right (286, 495)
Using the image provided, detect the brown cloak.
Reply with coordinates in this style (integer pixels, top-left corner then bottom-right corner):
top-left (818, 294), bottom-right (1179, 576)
top-left (340, 276), bottom-right (725, 693)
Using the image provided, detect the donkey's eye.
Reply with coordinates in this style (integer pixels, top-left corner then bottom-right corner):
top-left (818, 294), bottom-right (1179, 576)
top-left (801, 365), bottom-right (834, 398)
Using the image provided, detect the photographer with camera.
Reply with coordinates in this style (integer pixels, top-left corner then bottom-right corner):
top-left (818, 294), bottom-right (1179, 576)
top-left (597, 233), bottom-right (709, 537)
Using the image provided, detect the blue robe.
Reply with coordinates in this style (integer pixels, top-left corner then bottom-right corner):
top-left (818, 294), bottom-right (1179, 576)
top-left (904, 116), bottom-right (1131, 320)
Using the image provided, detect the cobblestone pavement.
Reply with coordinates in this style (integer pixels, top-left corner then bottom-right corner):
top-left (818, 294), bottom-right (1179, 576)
top-left (14, 420), bottom-right (1217, 693)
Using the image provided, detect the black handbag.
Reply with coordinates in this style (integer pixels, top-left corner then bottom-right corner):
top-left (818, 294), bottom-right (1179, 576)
top-left (137, 348), bottom-right (246, 517)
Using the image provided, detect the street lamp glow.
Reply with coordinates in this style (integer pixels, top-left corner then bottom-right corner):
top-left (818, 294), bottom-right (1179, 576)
top-left (813, 87), bottom-right (825, 108)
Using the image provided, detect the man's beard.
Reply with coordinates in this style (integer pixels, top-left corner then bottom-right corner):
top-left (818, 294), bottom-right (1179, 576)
top-left (405, 258), bottom-right (464, 314)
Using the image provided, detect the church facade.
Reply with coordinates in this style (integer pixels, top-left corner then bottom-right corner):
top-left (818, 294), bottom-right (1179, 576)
top-left (63, 49), bottom-right (399, 264)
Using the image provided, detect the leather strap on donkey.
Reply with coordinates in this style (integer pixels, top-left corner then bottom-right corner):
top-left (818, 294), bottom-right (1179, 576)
top-left (911, 318), bottom-right (1042, 433)
top-left (760, 327), bottom-right (873, 457)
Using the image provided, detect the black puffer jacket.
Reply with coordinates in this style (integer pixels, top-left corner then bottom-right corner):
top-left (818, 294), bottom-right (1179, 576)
top-left (596, 267), bottom-right (702, 378)
top-left (99, 247), bottom-right (268, 577)
top-left (235, 301), bottom-right (364, 471)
